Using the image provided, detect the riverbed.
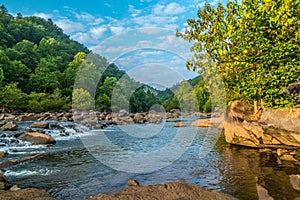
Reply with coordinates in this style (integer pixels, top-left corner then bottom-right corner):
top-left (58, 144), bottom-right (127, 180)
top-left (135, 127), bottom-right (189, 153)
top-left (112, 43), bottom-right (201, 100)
top-left (1, 119), bottom-right (300, 199)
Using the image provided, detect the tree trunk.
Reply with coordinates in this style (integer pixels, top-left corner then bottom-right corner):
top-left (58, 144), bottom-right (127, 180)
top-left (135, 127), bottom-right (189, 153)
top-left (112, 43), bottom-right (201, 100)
top-left (254, 100), bottom-right (258, 115)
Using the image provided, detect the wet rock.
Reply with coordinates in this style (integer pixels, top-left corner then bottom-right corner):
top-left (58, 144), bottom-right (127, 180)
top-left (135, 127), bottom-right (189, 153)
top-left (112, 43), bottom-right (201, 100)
top-left (50, 123), bottom-right (64, 130)
top-left (0, 151), bottom-right (7, 158)
top-left (0, 121), bottom-right (18, 131)
top-left (0, 160), bottom-right (19, 169)
top-left (19, 153), bottom-right (43, 162)
top-left (25, 127), bottom-right (33, 132)
top-left (30, 122), bottom-right (50, 129)
top-left (18, 132), bottom-right (56, 145)
top-left (89, 181), bottom-right (236, 200)
top-left (0, 174), bottom-right (12, 190)
top-left (128, 179), bottom-right (139, 186)
top-left (174, 122), bottom-right (187, 127)
top-left (191, 117), bottom-right (223, 128)
top-left (166, 119), bottom-right (182, 122)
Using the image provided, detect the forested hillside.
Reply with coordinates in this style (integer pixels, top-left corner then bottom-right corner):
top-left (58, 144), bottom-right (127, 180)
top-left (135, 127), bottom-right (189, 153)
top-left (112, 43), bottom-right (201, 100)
top-left (0, 5), bottom-right (210, 113)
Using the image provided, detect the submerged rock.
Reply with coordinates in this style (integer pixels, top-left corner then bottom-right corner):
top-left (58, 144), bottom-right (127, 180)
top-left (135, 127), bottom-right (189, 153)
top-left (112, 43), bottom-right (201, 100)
top-left (18, 132), bottom-right (56, 145)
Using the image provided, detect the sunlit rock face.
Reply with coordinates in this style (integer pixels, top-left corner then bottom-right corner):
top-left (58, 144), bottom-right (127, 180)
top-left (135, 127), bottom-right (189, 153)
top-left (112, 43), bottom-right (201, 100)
top-left (223, 100), bottom-right (300, 148)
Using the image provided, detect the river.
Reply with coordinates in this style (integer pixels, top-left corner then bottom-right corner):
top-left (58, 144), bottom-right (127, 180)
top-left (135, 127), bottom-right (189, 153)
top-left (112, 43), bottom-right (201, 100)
top-left (1, 119), bottom-right (300, 199)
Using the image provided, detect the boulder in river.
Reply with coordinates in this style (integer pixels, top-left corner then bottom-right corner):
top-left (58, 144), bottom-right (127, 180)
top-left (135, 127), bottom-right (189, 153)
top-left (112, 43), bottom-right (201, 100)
top-left (174, 122), bottom-right (187, 127)
top-left (0, 151), bottom-right (7, 158)
top-left (18, 132), bottom-right (56, 145)
top-left (0, 121), bottom-right (18, 131)
top-left (30, 122), bottom-right (50, 129)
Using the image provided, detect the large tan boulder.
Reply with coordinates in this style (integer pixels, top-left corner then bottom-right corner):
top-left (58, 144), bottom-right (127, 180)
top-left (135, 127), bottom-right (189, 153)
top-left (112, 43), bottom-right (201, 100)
top-left (18, 132), bottom-right (56, 145)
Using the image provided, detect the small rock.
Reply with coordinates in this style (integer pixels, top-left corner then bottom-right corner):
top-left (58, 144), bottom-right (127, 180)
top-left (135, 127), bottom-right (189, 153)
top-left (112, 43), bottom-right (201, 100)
top-left (30, 122), bottom-right (49, 129)
top-left (25, 127), bottom-right (33, 132)
top-left (0, 151), bottom-right (7, 158)
top-left (174, 122), bottom-right (187, 127)
top-left (0, 121), bottom-right (18, 131)
top-left (128, 179), bottom-right (139, 186)
top-left (9, 185), bottom-right (20, 191)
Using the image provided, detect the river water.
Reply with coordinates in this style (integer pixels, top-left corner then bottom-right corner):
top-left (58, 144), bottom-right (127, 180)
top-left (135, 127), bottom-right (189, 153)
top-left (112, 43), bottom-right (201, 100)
top-left (1, 119), bottom-right (300, 199)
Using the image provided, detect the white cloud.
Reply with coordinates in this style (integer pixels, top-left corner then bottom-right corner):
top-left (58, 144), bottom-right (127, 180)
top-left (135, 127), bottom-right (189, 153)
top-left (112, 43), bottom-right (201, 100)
top-left (153, 3), bottom-right (185, 16)
top-left (164, 3), bottom-right (186, 15)
top-left (72, 32), bottom-right (96, 44)
top-left (153, 4), bottom-right (164, 15)
top-left (110, 26), bottom-right (125, 35)
top-left (56, 19), bottom-right (85, 33)
top-left (128, 5), bottom-right (142, 17)
top-left (90, 27), bottom-right (107, 38)
top-left (140, 0), bottom-right (152, 2)
top-left (75, 12), bottom-right (94, 21)
top-left (33, 12), bottom-right (53, 19)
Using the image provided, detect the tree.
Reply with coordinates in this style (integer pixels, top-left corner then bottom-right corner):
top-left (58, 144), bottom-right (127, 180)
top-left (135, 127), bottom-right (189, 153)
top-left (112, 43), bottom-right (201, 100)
top-left (0, 83), bottom-right (28, 110)
top-left (177, 0), bottom-right (300, 111)
top-left (72, 88), bottom-right (94, 111)
top-left (95, 93), bottom-right (110, 112)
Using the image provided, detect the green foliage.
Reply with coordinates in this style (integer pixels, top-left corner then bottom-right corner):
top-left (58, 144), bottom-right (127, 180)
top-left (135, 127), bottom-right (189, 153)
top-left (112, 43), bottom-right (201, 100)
top-left (0, 83), bottom-right (28, 110)
top-left (72, 88), bottom-right (94, 111)
top-left (28, 88), bottom-right (68, 112)
top-left (177, 0), bottom-right (300, 109)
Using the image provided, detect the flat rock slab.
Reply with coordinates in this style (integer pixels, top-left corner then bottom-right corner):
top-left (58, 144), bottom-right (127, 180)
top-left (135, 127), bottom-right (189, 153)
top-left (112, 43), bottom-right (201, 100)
top-left (89, 181), bottom-right (236, 200)
top-left (0, 188), bottom-right (56, 200)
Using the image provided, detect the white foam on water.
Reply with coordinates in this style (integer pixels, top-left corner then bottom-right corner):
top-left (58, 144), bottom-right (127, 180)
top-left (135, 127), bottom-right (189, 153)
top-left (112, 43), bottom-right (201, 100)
top-left (4, 168), bottom-right (58, 177)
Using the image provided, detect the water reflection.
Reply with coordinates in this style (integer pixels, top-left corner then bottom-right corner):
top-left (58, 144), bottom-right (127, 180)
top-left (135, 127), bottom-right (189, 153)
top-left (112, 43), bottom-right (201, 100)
top-left (217, 144), bottom-right (300, 199)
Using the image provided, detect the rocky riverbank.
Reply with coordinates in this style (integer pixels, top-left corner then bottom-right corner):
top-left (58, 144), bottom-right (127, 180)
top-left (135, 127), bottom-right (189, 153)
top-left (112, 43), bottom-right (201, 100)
top-left (0, 109), bottom-right (211, 129)
top-left (89, 180), bottom-right (236, 200)
top-left (0, 173), bottom-right (55, 200)
top-left (223, 100), bottom-right (300, 163)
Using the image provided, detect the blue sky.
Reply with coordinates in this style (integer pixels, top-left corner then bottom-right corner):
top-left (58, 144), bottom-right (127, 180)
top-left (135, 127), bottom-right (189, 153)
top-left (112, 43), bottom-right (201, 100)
top-left (2, 0), bottom-right (223, 88)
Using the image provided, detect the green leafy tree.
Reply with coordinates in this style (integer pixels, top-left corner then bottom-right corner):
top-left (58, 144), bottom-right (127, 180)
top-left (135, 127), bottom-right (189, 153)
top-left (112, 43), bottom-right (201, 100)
top-left (95, 93), bottom-right (111, 112)
top-left (0, 83), bottom-right (28, 110)
top-left (177, 0), bottom-right (300, 112)
top-left (72, 88), bottom-right (94, 111)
